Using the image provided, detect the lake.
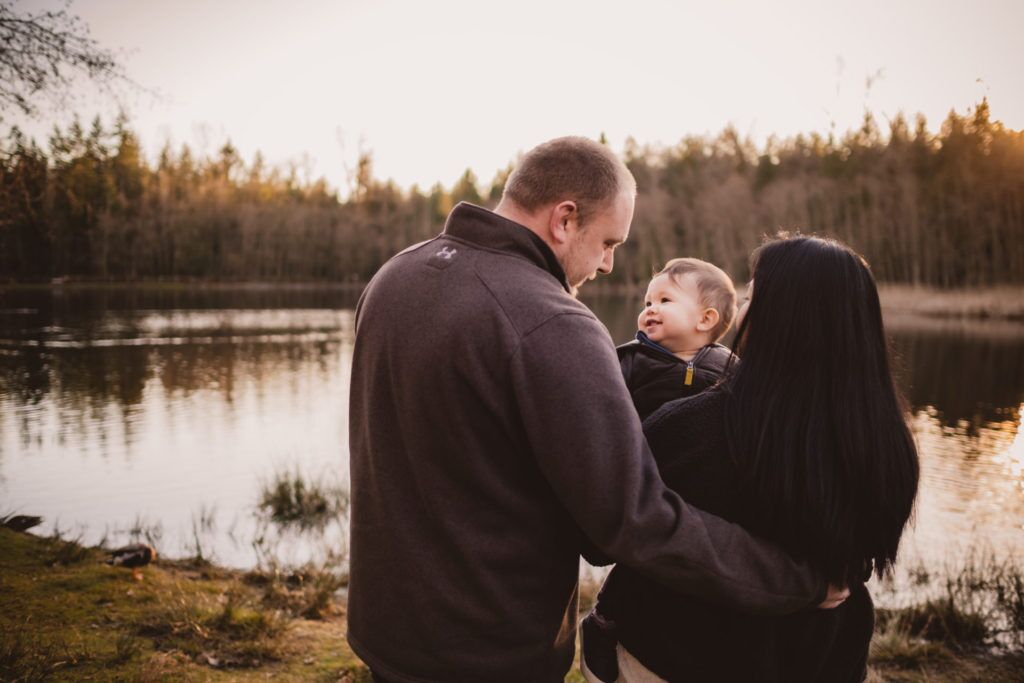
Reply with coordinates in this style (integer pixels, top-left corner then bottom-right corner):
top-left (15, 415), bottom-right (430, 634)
top-left (1, 285), bottom-right (1022, 583)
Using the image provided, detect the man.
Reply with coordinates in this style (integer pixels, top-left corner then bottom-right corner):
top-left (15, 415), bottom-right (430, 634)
top-left (348, 137), bottom-right (840, 682)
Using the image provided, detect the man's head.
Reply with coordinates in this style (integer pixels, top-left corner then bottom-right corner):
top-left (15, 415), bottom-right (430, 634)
top-left (495, 137), bottom-right (636, 294)
top-left (638, 258), bottom-right (738, 353)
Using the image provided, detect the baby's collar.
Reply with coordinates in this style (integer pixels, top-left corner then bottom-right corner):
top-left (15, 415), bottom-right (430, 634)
top-left (635, 331), bottom-right (678, 359)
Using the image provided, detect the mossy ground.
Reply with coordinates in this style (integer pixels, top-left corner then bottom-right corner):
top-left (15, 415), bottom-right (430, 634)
top-left (0, 528), bottom-right (368, 682)
top-left (2, 528), bottom-right (1021, 681)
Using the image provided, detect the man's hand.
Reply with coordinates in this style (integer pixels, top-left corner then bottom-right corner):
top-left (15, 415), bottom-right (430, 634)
top-left (818, 584), bottom-right (850, 609)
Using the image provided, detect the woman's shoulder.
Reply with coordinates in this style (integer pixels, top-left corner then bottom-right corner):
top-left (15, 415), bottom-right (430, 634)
top-left (641, 386), bottom-right (731, 472)
top-left (643, 384), bottom-right (729, 433)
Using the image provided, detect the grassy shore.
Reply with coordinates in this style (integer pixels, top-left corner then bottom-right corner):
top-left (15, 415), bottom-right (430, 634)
top-left (876, 285), bottom-right (1024, 324)
top-left (3, 528), bottom-right (1023, 682)
top-left (0, 527), bottom-right (367, 682)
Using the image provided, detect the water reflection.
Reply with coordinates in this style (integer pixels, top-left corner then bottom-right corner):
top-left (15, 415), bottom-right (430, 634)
top-left (0, 338), bottom-right (347, 461)
top-left (893, 328), bottom-right (1024, 428)
top-left (887, 325), bottom-right (1024, 566)
top-left (0, 289), bottom-right (355, 567)
top-left (0, 284), bottom-right (361, 318)
top-left (901, 405), bottom-right (1024, 564)
top-left (0, 287), bottom-right (1021, 573)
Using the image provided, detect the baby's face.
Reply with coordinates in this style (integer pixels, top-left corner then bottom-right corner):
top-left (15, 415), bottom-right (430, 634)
top-left (637, 273), bottom-right (707, 352)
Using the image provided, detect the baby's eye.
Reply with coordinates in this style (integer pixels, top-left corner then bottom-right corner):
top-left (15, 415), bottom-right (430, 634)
top-left (644, 301), bottom-right (651, 307)
top-left (661, 297), bottom-right (671, 303)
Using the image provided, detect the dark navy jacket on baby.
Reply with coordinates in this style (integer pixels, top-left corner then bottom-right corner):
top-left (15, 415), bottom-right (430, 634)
top-left (617, 331), bottom-right (735, 420)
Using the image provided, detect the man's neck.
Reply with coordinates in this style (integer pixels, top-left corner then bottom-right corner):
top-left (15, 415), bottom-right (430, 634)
top-left (494, 201), bottom-right (551, 248)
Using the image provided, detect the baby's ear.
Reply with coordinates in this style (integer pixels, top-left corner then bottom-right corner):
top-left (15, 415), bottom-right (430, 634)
top-left (697, 308), bottom-right (720, 332)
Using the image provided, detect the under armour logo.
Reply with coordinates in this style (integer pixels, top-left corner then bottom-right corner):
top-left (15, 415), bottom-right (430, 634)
top-left (428, 244), bottom-right (460, 270)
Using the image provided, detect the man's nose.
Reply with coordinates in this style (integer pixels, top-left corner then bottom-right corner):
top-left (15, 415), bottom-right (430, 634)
top-left (599, 250), bottom-right (614, 274)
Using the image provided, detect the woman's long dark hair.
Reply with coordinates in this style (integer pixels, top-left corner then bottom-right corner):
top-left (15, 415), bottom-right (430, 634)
top-left (725, 235), bottom-right (919, 585)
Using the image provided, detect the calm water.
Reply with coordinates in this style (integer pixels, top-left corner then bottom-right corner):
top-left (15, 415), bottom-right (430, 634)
top-left (1, 286), bottom-right (1022, 577)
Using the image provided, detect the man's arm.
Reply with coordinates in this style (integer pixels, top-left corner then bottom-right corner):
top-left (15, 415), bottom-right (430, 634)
top-left (576, 343), bottom-right (644, 567)
top-left (509, 312), bottom-right (826, 615)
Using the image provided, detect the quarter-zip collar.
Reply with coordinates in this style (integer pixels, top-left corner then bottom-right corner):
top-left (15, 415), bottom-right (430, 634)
top-left (442, 202), bottom-right (570, 293)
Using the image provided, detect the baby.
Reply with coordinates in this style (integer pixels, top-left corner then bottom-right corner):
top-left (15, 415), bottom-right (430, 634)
top-left (617, 257), bottom-right (739, 421)
top-left (583, 257), bottom-right (739, 682)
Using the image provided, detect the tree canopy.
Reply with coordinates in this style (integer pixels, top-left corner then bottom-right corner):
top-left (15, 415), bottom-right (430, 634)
top-left (0, 0), bottom-right (124, 117)
top-left (1, 101), bottom-right (1022, 287)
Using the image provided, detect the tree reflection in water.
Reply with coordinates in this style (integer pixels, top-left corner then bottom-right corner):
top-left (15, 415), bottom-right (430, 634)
top-left (0, 288), bottom-right (1020, 575)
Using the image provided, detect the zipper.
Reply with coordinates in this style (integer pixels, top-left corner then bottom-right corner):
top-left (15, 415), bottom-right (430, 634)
top-left (684, 344), bottom-right (717, 386)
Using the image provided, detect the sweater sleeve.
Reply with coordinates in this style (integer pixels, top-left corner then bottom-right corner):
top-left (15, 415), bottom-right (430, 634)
top-left (577, 344), bottom-right (637, 568)
top-left (616, 343), bottom-right (637, 389)
top-left (508, 312), bottom-right (824, 615)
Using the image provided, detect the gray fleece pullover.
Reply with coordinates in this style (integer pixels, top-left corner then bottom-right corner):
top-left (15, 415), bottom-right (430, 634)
top-left (347, 202), bottom-right (823, 683)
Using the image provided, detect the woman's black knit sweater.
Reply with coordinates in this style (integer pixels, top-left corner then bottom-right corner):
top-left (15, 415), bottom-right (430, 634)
top-left (592, 387), bottom-right (874, 682)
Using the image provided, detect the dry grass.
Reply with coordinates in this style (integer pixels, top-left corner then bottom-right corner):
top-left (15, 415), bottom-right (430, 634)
top-left (134, 584), bottom-right (288, 668)
top-left (0, 622), bottom-right (98, 682)
top-left (878, 285), bottom-right (1024, 321)
top-left (243, 565), bottom-right (347, 621)
top-left (869, 616), bottom-right (955, 668)
top-left (867, 551), bottom-right (1024, 681)
top-left (898, 551), bottom-right (1024, 650)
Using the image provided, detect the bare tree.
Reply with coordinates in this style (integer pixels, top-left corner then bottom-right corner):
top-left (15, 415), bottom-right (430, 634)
top-left (0, 0), bottom-right (124, 116)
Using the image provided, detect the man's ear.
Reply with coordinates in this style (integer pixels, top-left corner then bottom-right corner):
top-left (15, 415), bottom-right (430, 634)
top-left (697, 308), bottom-right (720, 333)
top-left (547, 200), bottom-right (578, 246)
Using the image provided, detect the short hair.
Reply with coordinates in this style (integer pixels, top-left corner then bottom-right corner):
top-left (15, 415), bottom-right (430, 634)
top-left (657, 257), bottom-right (737, 341)
top-left (502, 136), bottom-right (636, 226)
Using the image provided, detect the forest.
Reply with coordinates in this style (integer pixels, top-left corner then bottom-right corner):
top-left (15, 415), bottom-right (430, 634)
top-left (1, 100), bottom-right (1021, 287)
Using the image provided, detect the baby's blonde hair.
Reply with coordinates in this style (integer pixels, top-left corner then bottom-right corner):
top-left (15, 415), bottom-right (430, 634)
top-left (656, 258), bottom-right (737, 341)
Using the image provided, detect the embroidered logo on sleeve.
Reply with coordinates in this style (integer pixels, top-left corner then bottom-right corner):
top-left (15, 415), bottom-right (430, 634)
top-left (428, 246), bottom-right (459, 269)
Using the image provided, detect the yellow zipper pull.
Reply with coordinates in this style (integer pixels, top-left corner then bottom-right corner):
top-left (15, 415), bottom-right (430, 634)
top-left (684, 363), bottom-right (694, 386)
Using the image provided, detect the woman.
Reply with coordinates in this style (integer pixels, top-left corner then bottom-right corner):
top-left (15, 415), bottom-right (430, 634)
top-left (583, 235), bottom-right (920, 682)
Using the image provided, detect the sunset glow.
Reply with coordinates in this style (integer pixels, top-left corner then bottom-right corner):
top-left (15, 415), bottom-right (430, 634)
top-left (16, 0), bottom-right (1024, 194)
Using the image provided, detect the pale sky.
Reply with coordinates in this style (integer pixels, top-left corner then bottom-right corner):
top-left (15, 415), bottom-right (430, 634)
top-left (19, 0), bottom-right (1024, 195)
